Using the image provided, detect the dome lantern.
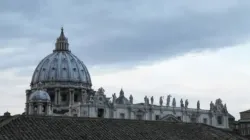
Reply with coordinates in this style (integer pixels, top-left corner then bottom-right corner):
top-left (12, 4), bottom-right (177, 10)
top-left (54, 27), bottom-right (70, 52)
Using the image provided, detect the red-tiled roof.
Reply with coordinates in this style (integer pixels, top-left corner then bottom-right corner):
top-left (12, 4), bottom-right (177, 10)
top-left (0, 115), bottom-right (247, 140)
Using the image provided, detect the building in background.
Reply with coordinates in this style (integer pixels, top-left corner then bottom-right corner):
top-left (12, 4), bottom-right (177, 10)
top-left (238, 110), bottom-right (250, 137)
top-left (24, 28), bottom-right (230, 129)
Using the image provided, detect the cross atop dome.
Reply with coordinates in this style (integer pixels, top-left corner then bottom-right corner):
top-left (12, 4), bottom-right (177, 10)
top-left (59, 27), bottom-right (65, 39)
top-left (54, 27), bottom-right (70, 52)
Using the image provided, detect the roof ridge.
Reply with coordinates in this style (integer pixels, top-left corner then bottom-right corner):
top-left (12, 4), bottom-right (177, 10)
top-left (0, 115), bottom-right (20, 128)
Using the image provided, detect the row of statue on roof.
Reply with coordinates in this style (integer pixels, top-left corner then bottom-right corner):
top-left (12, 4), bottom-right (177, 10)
top-left (111, 91), bottom-right (202, 109)
top-left (98, 87), bottom-right (227, 113)
top-left (146, 95), bottom-right (191, 108)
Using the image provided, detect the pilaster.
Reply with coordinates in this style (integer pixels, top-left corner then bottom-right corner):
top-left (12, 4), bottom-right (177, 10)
top-left (25, 103), bottom-right (29, 114)
top-left (29, 103), bottom-right (33, 115)
top-left (46, 103), bottom-right (51, 115)
top-left (81, 89), bottom-right (87, 104)
top-left (25, 90), bottom-right (30, 103)
top-left (69, 89), bottom-right (74, 105)
top-left (54, 89), bottom-right (58, 105)
top-left (25, 90), bottom-right (31, 114)
top-left (37, 102), bottom-right (43, 115)
top-left (56, 88), bottom-right (61, 105)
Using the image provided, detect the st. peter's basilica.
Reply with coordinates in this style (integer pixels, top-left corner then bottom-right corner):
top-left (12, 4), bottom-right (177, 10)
top-left (25, 28), bottom-right (230, 129)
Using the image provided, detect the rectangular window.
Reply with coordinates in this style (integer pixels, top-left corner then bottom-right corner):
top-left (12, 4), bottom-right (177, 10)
top-left (74, 94), bottom-right (78, 102)
top-left (203, 118), bottom-right (207, 124)
top-left (97, 108), bottom-right (104, 118)
top-left (155, 115), bottom-right (160, 120)
top-left (136, 115), bottom-right (142, 120)
top-left (217, 116), bottom-right (223, 125)
top-left (177, 116), bottom-right (181, 121)
top-left (120, 113), bottom-right (125, 119)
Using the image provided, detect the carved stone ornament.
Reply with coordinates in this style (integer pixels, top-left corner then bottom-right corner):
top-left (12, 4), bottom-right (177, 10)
top-left (97, 87), bottom-right (105, 94)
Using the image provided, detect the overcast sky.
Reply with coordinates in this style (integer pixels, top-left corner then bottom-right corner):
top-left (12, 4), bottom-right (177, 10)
top-left (0, 0), bottom-right (250, 119)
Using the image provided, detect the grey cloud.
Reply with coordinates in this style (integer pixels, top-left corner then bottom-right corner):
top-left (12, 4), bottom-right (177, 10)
top-left (79, 6), bottom-right (250, 64)
top-left (0, 0), bottom-right (250, 70)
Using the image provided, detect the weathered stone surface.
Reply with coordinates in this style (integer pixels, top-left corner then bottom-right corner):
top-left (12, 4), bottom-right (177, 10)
top-left (0, 115), bottom-right (247, 140)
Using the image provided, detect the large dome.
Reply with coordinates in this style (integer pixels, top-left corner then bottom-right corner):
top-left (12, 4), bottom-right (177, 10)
top-left (30, 28), bottom-right (92, 89)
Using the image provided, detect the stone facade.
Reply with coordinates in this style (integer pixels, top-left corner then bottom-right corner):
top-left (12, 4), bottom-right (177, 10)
top-left (25, 28), bottom-right (230, 129)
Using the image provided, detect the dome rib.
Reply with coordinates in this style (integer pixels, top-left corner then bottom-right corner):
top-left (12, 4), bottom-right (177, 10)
top-left (57, 52), bottom-right (62, 80)
top-left (72, 53), bottom-right (92, 84)
top-left (72, 54), bottom-right (83, 80)
top-left (65, 52), bottom-right (72, 81)
top-left (47, 53), bottom-right (57, 81)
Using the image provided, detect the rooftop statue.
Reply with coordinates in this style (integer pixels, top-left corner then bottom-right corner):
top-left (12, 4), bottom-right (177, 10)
top-left (172, 97), bottom-right (176, 107)
top-left (210, 101), bottom-right (214, 111)
top-left (166, 94), bottom-right (171, 107)
top-left (151, 96), bottom-right (154, 105)
top-left (197, 100), bottom-right (200, 110)
top-left (112, 93), bottom-right (117, 103)
top-left (144, 96), bottom-right (149, 105)
top-left (129, 95), bottom-right (133, 104)
top-left (159, 96), bottom-right (163, 106)
top-left (180, 99), bottom-right (184, 108)
top-left (223, 104), bottom-right (228, 113)
top-left (185, 99), bottom-right (189, 108)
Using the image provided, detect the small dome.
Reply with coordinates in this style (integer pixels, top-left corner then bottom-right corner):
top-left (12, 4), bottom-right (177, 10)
top-left (29, 90), bottom-right (51, 102)
top-left (115, 89), bottom-right (130, 105)
top-left (116, 97), bottom-right (130, 105)
top-left (3, 111), bottom-right (11, 116)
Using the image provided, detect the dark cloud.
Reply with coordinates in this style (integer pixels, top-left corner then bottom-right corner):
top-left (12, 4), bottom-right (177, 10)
top-left (0, 0), bottom-right (250, 70)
